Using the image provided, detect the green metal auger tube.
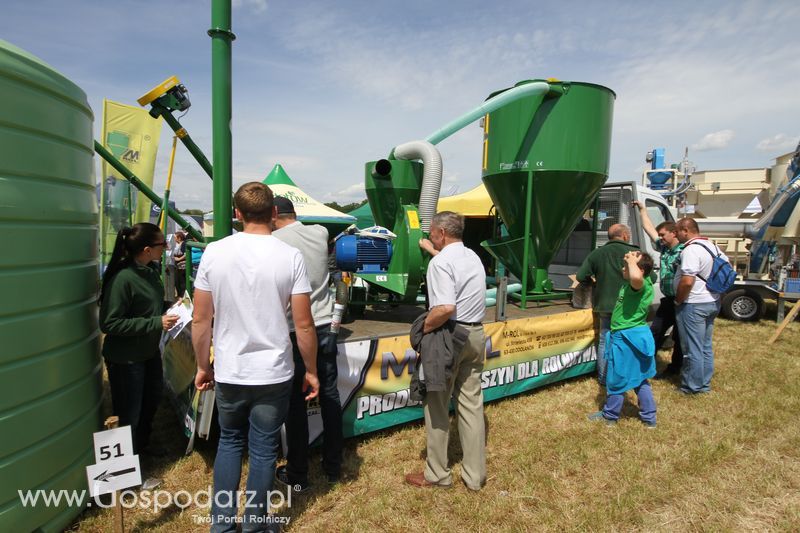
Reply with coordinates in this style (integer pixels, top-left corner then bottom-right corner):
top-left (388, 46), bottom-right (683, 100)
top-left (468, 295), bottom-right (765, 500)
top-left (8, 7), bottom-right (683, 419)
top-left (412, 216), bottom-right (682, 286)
top-left (95, 141), bottom-right (205, 243)
top-left (480, 79), bottom-right (615, 308)
top-left (149, 102), bottom-right (214, 179)
top-left (209, 0), bottom-right (235, 239)
top-left (137, 76), bottom-right (214, 180)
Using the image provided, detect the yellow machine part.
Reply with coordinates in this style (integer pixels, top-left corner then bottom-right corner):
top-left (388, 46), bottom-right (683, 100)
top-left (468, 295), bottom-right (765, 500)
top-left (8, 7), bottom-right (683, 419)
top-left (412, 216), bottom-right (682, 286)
top-left (137, 75), bottom-right (180, 106)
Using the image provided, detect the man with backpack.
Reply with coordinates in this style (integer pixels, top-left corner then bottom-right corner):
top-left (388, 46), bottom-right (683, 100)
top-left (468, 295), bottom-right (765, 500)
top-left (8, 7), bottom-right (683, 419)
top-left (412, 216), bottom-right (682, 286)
top-left (673, 218), bottom-right (734, 394)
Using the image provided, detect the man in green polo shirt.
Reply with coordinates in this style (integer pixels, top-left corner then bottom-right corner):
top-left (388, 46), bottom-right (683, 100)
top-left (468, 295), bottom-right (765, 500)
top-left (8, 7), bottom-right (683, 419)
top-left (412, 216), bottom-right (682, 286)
top-left (633, 201), bottom-right (684, 377)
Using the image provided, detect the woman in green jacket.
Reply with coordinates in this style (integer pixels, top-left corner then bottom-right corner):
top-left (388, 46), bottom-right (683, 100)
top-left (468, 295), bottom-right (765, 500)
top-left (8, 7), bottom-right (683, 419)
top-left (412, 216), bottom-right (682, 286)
top-left (99, 222), bottom-right (178, 454)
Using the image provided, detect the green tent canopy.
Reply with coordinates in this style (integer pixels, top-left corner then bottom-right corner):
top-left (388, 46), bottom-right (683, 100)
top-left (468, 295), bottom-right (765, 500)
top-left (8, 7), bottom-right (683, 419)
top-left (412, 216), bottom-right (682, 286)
top-left (262, 164), bottom-right (356, 235)
top-left (347, 202), bottom-right (375, 229)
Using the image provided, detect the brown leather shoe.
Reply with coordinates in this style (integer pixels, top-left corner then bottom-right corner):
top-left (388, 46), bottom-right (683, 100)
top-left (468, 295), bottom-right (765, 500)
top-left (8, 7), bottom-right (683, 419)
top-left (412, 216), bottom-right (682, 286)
top-left (404, 472), bottom-right (449, 488)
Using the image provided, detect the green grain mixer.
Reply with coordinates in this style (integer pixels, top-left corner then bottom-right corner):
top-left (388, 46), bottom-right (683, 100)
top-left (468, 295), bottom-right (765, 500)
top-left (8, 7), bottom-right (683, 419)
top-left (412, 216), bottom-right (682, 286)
top-left (480, 79), bottom-right (615, 306)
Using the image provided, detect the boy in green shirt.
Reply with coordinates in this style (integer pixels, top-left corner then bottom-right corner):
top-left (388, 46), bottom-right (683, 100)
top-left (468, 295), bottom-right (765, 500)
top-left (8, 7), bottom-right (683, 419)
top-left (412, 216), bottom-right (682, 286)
top-left (588, 251), bottom-right (657, 427)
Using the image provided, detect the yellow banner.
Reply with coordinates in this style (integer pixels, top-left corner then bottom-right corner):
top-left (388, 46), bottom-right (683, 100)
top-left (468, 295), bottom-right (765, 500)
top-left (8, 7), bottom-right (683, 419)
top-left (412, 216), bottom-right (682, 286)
top-left (100, 100), bottom-right (163, 265)
top-left (342, 309), bottom-right (597, 435)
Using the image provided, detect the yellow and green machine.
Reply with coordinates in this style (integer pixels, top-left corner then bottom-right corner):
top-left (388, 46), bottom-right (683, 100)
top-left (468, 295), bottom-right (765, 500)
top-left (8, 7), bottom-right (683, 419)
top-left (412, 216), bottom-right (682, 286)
top-left (357, 158), bottom-right (427, 301)
top-left (347, 79), bottom-right (615, 309)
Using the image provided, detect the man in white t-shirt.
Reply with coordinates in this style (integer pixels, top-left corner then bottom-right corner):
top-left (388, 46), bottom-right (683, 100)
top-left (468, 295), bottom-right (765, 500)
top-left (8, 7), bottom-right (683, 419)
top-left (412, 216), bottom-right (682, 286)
top-left (673, 217), bottom-right (727, 394)
top-left (192, 182), bottom-right (319, 531)
top-left (405, 211), bottom-right (487, 491)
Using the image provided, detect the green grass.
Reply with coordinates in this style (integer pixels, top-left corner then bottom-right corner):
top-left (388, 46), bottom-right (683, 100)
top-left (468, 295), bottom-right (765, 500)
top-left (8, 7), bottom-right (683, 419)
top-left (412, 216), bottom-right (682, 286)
top-left (71, 307), bottom-right (800, 532)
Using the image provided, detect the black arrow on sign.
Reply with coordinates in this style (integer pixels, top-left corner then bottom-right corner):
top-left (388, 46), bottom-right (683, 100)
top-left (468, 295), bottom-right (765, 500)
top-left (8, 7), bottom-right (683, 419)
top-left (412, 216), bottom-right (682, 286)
top-left (94, 467), bottom-right (136, 482)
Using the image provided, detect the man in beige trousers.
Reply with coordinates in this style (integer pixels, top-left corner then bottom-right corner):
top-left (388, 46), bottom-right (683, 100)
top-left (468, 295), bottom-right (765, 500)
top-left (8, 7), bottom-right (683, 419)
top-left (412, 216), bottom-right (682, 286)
top-left (406, 211), bottom-right (487, 491)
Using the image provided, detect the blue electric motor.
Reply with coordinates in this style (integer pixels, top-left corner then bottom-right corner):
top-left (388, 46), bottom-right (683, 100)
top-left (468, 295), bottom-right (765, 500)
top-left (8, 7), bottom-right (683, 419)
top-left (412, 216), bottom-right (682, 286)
top-left (336, 235), bottom-right (393, 273)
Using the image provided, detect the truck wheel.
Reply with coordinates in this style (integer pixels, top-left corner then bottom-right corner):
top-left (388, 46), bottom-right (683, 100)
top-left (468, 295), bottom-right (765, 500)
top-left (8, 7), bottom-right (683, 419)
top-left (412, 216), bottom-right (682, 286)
top-left (721, 289), bottom-right (764, 321)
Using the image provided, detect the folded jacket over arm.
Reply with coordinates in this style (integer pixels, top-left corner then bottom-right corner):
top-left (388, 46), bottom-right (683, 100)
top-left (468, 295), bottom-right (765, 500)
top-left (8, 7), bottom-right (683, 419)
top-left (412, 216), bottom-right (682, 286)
top-left (409, 312), bottom-right (470, 401)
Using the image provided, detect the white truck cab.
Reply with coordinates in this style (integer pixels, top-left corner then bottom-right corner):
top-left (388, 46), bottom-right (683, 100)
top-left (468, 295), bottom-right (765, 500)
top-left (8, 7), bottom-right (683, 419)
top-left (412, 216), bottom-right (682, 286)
top-left (549, 181), bottom-right (674, 304)
top-left (549, 180), bottom-right (799, 322)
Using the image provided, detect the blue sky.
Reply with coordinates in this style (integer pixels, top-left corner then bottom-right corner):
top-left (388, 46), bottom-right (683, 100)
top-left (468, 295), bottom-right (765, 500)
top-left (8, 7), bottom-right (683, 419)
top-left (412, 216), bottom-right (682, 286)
top-left (3, 0), bottom-right (799, 211)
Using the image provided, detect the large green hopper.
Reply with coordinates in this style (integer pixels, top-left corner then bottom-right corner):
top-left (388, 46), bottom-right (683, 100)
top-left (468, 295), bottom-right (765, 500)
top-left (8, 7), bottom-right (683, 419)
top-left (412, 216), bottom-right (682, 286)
top-left (481, 80), bottom-right (615, 306)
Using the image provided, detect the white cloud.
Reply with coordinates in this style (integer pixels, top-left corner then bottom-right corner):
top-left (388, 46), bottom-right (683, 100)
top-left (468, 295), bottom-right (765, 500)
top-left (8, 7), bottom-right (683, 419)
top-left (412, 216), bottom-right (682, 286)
top-left (232, 0), bottom-right (267, 14)
top-left (6, 0), bottom-right (800, 210)
top-left (756, 134), bottom-right (799, 153)
top-left (691, 130), bottom-right (735, 152)
top-left (443, 175), bottom-right (458, 184)
top-left (326, 181), bottom-right (365, 202)
top-left (273, 8), bottom-right (562, 113)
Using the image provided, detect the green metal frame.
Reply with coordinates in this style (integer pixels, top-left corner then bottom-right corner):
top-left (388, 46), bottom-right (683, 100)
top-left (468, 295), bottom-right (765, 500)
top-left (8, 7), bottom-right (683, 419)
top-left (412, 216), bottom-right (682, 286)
top-left (508, 170), bottom-right (572, 308)
top-left (509, 291), bottom-right (572, 303)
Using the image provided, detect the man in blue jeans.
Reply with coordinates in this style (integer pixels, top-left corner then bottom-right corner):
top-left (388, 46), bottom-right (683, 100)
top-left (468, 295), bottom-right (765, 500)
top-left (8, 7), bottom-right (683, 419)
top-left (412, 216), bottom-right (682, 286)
top-left (673, 218), bottom-right (726, 394)
top-left (193, 182), bottom-right (320, 532)
top-left (272, 197), bottom-right (343, 490)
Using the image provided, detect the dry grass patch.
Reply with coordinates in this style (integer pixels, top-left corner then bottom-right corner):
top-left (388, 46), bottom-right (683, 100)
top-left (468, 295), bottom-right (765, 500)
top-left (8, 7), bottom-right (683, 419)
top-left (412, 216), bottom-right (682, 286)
top-left (71, 308), bottom-right (800, 532)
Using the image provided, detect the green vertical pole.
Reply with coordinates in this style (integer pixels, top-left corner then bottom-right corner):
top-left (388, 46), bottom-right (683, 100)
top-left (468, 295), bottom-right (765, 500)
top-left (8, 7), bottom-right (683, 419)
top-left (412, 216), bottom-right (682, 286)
top-left (127, 184), bottom-right (133, 226)
top-left (161, 186), bottom-right (170, 285)
top-left (160, 136), bottom-right (178, 293)
top-left (521, 172), bottom-right (533, 309)
top-left (209, 0), bottom-right (235, 239)
top-left (590, 194), bottom-right (600, 251)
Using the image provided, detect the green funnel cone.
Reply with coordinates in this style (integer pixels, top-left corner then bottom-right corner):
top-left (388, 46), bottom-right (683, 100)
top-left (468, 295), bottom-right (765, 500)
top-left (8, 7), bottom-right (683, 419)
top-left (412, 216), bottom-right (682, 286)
top-left (263, 163), bottom-right (297, 186)
top-left (481, 80), bottom-right (615, 293)
top-left (483, 170), bottom-right (607, 282)
top-left (482, 236), bottom-right (553, 293)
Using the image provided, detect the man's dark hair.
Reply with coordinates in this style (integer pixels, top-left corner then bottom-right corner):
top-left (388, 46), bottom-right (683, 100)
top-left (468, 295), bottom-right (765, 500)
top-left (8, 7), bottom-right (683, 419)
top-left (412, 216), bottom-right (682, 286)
top-left (655, 221), bottom-right (677, 233)
top-left (234, 182), bottom-right (274, 224)
top-left (637, 252), bottom-right (654, 278)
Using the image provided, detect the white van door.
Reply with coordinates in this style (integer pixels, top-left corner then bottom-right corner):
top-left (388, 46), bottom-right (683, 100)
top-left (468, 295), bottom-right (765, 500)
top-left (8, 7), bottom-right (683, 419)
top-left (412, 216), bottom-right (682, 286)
top-left (630, 185), bottom-right (677, 303)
